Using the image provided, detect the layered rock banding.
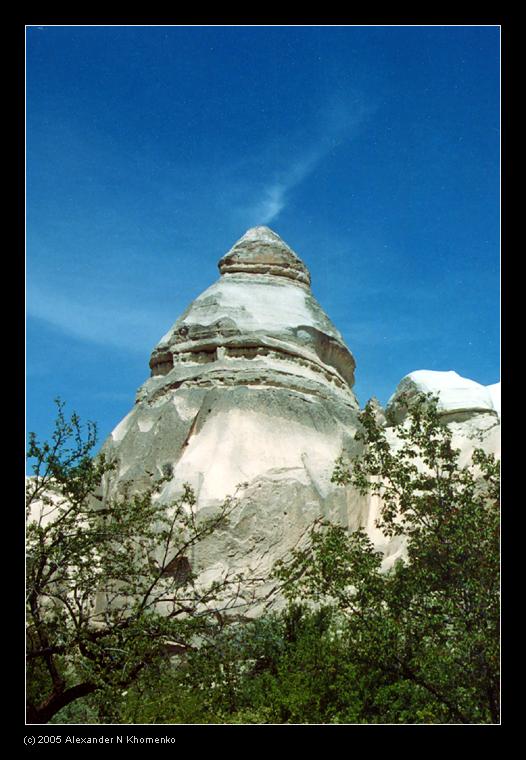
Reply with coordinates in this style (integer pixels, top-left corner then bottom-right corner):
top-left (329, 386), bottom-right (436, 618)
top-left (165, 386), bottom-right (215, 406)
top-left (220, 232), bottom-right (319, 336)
top-left (100, 228), bottom-right (500, 613)
top-left (101, 227), bottom-right (365, 612)
top-left (147, 226), bottom-right (356, 398)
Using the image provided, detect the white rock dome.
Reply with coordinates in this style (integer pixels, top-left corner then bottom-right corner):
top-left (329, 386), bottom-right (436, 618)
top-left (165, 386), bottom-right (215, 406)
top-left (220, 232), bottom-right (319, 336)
top-left (387, 370), bottom-right (498, 419)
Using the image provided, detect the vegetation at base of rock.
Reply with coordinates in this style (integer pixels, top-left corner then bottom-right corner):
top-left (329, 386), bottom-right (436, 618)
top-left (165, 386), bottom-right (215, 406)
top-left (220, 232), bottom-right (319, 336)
top-left (274, 392), bottom-right (500, 724)
top-left (49, 601), bottom-right (495, 725)
top-left (27, 394), bottom-right (500, 724)
top-left (26, 400), bottom-right (240, 724)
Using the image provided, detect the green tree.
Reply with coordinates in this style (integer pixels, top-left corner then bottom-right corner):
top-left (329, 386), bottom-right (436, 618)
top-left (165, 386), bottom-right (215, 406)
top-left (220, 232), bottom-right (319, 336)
top-left (274, 393), bottom-right (500, 724)
top-left (26, 400), bottom-right (241, 724)
top-left (98, 604), bottom-right (366, 724)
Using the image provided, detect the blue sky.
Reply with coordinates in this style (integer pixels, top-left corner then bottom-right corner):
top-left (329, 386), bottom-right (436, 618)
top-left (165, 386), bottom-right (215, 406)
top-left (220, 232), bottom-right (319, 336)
top-left (26, 25), bottom-right (500, 448)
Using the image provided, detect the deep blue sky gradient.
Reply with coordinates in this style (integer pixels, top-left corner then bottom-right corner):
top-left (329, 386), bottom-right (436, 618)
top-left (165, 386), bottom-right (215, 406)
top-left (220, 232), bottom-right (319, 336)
top-left (26, 25), bottom-right (500, 448)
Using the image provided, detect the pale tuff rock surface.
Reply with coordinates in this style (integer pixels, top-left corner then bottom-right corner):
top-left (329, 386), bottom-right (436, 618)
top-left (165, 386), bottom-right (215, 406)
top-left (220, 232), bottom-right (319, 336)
top-left (386, 371), bottom-right (501, 467)
top-left (149, 226), bottom-right (356, 394)
top-left (387, 370), bottom-right (499, 421)
top-left (487, 382), bottom-right (501, 418)
top-left (99, 229), bottom-right (500, 613)
top-left (101, 227), bottom-right (362, 613)
top-left (366, 370), bottom-right (501, 570)
top-left (217, 226), bottom-right (311, 287)
top-left (385, 369), bottom-right (500, 481)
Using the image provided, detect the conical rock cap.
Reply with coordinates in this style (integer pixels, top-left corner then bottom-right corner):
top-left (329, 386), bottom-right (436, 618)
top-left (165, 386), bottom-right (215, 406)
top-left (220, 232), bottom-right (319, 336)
top-left (218, 226), bottom-right (311, 288)
top-left (150, 227), bottom-right (356, 392)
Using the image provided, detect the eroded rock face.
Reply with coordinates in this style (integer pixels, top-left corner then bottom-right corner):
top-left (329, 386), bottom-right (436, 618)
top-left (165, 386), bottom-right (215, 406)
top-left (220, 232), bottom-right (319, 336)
top-left (99, 231), bottom-right (500, 615)
top-left (148, 227), bottom-right (357, 395)
top-left (387, 370), bottom-right (499, 424)
top-left (363, 370), bottom-right (501, 571)
top-left (217, 226), bottom-right (311, 287)
top-left (101, 227), bottom-right (363, 613)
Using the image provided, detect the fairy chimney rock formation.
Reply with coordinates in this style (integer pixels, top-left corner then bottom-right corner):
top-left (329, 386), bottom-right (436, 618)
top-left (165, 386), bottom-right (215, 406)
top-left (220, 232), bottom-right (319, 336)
top-left (99, 228), bottom-right (501, 613)
top-left (101, 228), bottom-right (363, 610)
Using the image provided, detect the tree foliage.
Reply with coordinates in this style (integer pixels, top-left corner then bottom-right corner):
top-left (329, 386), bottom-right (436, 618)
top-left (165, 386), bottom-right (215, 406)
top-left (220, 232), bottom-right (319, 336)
top-left (67, 605), bottom-right (367, 724)
top-left (26, 401), bottom-right (241, 724)
top-left (274, 393), bottom-right (500, 724)
top-left (26, 394), bottom-right (500, 724)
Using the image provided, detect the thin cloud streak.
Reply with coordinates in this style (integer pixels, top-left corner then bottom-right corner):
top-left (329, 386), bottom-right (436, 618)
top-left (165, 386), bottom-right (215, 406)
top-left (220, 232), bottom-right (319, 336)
top-left (27, 284), bottom-right (171, 354)
top-left (244, 99), bottom-right (375, 225)
top-left (250, 152), bottom-right (319, 225)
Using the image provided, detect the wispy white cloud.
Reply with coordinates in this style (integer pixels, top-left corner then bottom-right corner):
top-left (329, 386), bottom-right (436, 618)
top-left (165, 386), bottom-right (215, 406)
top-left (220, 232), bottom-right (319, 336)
top-left (251, 185), bottom-right (287, 225)
top-left (27, 283), bottom-right (172, 354)
top-left (243, 98), bottom-right (375, 225)
top-left (26, 95), bottom-right (378, 357)
top-left (248, 152), bottom-right (320, 224)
